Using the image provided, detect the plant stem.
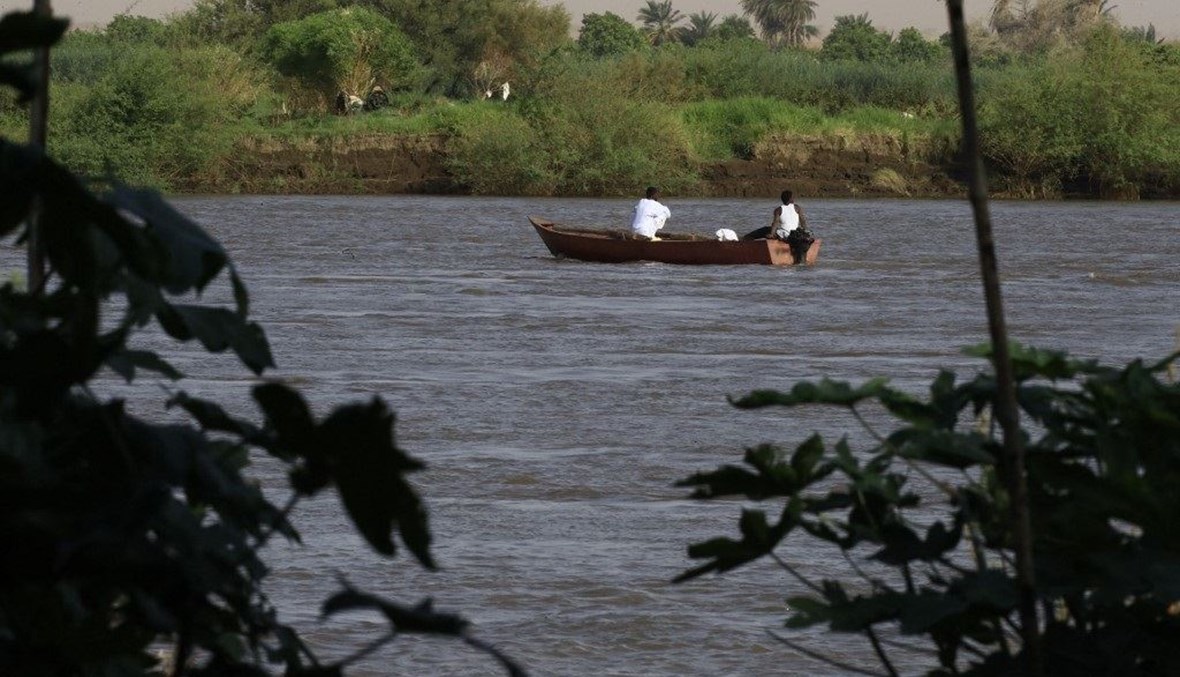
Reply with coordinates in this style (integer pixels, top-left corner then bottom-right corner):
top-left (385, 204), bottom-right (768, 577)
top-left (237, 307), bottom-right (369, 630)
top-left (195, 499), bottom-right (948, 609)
top-left (767, 631), bottom-right (885, 676)
top-left (26, 0), bottom-right (52, 292)
top-left (771, 552), bottom-right (823, 594)
top-left (867, 627), bottom-right (900, 677)
top-left (944, 1), bottom-right (1040, 673)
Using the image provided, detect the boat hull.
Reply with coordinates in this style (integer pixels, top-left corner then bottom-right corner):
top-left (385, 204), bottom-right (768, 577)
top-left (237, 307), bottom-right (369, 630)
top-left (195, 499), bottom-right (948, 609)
top-left (529, 216), bottom-right (820, 266)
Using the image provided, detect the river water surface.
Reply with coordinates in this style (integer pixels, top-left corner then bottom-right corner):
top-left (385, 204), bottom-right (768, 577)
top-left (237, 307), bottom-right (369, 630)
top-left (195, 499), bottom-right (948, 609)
top-left (110, 196), bottom-right (1179, 675)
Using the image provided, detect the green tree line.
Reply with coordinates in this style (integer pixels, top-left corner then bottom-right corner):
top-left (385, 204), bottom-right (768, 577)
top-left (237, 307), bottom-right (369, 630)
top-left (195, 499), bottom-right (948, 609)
top-left (4, 4), bottom-right (1180, 676)
top-left (0, 0), bottom-right (1177, 197)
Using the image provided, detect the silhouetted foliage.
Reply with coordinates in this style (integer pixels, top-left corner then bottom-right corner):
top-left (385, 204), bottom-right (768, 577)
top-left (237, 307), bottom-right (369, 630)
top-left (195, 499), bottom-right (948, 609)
top-left (678, 346), bottom-right (1180, 675)
top-left (0, 10), bottom-right (523, 676)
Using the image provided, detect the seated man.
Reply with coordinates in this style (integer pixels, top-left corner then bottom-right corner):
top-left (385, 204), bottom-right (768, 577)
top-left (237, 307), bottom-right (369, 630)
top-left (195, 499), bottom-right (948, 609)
top-left (630, 186), bottom-right (671, 240)
top-left (743, 189), bottom-right (801, 240)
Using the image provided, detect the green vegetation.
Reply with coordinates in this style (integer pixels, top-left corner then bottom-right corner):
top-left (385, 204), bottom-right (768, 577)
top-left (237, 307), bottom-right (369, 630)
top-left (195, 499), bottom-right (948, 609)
top-left (261, 7), bottom-right (419, 101)
top-left (577, 12), bottom-right (648, 58)
top-left (0, 0), bottom-right (1176, 197)
top-left (979, 25), bottom-right (1180, 197)
top-left (5, 4), bottom-right (1180, 677)
top-left (0, 12), bottom-right (520, 676)
top-left (678, 346), bottom-right (1180, 674)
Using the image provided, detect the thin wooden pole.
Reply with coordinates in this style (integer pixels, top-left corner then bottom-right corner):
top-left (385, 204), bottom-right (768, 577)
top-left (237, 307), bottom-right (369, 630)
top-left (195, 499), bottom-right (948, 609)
top-left (26, 0), bottom-right (52, 292)
top-left (943, 1), bottom-right (1041, 674)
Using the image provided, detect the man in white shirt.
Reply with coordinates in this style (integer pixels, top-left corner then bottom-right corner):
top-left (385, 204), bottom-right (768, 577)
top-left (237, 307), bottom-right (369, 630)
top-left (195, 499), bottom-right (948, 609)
top-left (742, 189), bottom-right (802, 240)
top-left (630, 186), bottom-right (671, 240)
top-left (771, 190), bottom-right (801, 240)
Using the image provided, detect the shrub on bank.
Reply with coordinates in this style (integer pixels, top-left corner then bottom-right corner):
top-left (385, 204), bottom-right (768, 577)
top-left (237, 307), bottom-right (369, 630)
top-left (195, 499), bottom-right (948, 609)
top-left (53, 47), bottom-right (210, 184)
top-left (6, 33), bottom-right (270, 188)
top-left (979, 26), bottom-right (1180, 197)
top-left (680, 98), bottom-right (953, 162)
top-left (444, 106), bottom-right (555, 195)
top-left (524, 69), bottom-right (697, 196)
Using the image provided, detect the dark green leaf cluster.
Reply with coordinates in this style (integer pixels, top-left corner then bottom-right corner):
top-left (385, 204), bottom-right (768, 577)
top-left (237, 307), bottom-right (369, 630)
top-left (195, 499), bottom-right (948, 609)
top-left (577, 12), bottom-right (648, 59)
top-left (820, 14), bottom-right (946, 65)
top-left (261, 7), bottom-right (419, 98)
top-left (678, 344), bottom-right (1180, 675)
top-left (0, 12), bottom-right (521, 676)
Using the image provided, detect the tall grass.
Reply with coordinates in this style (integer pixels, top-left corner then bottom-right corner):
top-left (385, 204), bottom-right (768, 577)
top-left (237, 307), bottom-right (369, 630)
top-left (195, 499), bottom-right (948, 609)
top-left (676, 41), bottom-right (958, 113)
top-left (680, 97), bottom-right (955, 162)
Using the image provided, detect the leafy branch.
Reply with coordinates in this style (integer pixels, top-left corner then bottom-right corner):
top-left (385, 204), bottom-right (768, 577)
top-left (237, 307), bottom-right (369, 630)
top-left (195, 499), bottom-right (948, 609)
top-left (0, 9), bottom-right (522, 676)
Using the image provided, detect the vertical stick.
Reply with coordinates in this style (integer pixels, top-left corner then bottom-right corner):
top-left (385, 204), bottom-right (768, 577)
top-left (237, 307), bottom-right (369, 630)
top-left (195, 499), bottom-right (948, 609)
top-left (26, 0), bottom-right (52, 292)
top-left (943, 1), bottom-right (1041, 674)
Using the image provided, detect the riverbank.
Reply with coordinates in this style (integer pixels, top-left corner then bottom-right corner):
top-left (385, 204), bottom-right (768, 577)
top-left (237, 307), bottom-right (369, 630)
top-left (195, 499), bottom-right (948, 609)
top-left (182, 131), bottom-right (969, 199)
top-left (177, 130), bottom-right (1180, 200)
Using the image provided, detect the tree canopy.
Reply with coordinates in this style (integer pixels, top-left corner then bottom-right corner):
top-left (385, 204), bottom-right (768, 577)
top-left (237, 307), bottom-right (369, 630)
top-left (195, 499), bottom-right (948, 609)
top-left (577, 11), bottom-right (648, 58)
top-left (820, 13), bottom-right (893, 61)
top-left (740, 0), bottom-right (817, 49)
top-left (262, 7), bottom-right (419, 97)
top-left (370, 0), bottom-right (570, 96)
top-left (637, 0), bottom-right (684, 46)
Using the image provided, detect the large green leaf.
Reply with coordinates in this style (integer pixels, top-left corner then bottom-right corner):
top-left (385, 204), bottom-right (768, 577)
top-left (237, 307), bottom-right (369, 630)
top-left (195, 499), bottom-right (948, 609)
top-left (784, 595), bottom-right (832, 628)
top-left (871, 520), bottom-right (962, 565)
top-left (318, 399), bottom-right (433, 567)
top-left (157, 304), bottom-right (273, 375)
top-left (253, 383), bottom-right (319, 471)
top-left (964, 342), bottom-right (1100, 381)
top-left (890, 428), bottom-right (995, 468)
top-left (167, 392), bottom-right (263, 443)
top-left (897, 591), bottom-right (969, 633)
top-left (321, 588), bottom-right (466, 635)
top-left (676, 505), bottom-right (795, 582)
top-left (108, 186), bottom-right (228, 295)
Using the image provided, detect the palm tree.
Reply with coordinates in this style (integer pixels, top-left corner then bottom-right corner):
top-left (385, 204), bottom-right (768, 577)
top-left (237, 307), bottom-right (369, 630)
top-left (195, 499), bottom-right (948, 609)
top-left (682, 11), bottom-right (717, 46)
top-left (637, 0), bottom-right (685, 46)
top-left (740, 0), bottom-right (817, 49)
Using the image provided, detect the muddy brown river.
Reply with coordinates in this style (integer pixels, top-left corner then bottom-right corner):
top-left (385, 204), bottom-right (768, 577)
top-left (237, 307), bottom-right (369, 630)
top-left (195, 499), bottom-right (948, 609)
top-left (90, 195), bottom-right (1180, 675)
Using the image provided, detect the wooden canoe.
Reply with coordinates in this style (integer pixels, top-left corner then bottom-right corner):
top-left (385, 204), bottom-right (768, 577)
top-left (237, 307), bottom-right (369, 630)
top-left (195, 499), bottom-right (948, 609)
top-left (529, 216), bottom-right (821, 266)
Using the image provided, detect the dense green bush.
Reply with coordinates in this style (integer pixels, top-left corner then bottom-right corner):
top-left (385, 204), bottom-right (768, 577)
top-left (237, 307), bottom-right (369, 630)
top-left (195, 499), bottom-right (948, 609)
top-left (261, 7), bottom-right (419, 100)
top-left (820, 14), bottom-right (892, 62)
top-left (979, 26), bottom-right (1180, 196)
top-left (681, 97), bottom-right (797, 159)
top-left (531, 40), bottom-right (957, 114)
top-left (51, 44), bottom-right (260, 187)
top-left (48, 30), bottom-right (117, 84)
top-left (104, 14), bottom-right (171, 45)
top-left (374, 0), bottom-right (571, 97)
top-left (893, 27), bottom-right (945, 63)
top-left (444, 105), bottom-right (554, 195)
top-left (445, 61), bottom-right (697, 196)
top-left (577, 11), bottom-right (648, 58)
top-left (521, 61), bottom-right (697, 195)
